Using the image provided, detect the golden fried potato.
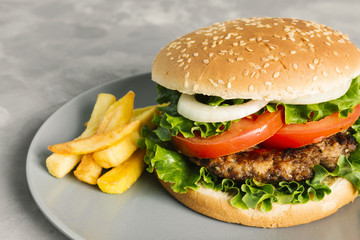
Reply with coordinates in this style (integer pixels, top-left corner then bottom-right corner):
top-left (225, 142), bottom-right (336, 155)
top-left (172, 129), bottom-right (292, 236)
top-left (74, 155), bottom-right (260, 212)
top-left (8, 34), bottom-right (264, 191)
top-left (48, 120), bottom-right (140, 154)
top-left (97, 150), bottom-right (145, 194)
top-left (74, 154), bottom-right (103, 185)
top-left (96, 91), bottom-right (134, 134)
top-left (93, 131), bottom-right (140, 168)
top-left (46, 154), bottom-right (82, 178)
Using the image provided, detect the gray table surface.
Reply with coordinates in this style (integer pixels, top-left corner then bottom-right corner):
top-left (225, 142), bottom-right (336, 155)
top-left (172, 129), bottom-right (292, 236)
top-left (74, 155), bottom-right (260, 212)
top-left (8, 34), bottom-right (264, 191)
top-left (1, 0), bottom-right (360, 239)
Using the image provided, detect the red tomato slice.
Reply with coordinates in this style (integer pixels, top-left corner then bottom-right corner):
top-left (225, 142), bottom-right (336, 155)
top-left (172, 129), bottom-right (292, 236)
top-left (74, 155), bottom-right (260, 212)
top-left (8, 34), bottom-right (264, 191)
top-left (261, 104), bottom-right (360, 149)
top-left (172, 110), bottom-right (284, 158)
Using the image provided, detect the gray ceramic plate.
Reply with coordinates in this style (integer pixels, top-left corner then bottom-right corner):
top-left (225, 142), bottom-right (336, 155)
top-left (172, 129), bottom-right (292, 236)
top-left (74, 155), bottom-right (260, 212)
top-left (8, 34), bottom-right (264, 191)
top-left (26, 73), bottom-right (360, 240)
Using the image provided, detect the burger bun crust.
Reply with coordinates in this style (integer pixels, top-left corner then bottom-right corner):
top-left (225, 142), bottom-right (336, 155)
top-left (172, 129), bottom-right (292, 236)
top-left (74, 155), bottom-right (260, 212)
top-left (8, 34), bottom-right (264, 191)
top-left (152, 18), bottom-right (360, 101)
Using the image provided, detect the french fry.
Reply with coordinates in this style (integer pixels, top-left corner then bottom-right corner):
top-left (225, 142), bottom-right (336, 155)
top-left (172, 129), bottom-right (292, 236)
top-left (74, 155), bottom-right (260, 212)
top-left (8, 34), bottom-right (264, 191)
top-left (80, 93), bottom-right (117, 138)
top-left (48, 120), bottom-right (140, 154)
top-left (97, 150), bottom-right (145, 194)
top-left (46, 154), bottom-right (82, 178)
top-left (46, 93), bottom-right (116, 178)
top-left (73, 154), bottom-right (103, 185)
top-left (93, 106), bottom-right (158, 168)
top-left (96, 91), bottom-right (134, 134)
top-left (131, 103), bottom-right (166, 119)
top-left (93, 131), bottom-right (140, 168)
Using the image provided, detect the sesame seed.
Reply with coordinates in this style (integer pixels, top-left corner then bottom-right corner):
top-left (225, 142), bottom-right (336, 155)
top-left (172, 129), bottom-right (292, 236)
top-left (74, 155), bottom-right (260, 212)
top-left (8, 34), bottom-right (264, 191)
top-left (345, 65), bottom-right (349, 70)
top-left (209, 53), bottom-right (214, 57)
top-left (324, 42), bottom-right (331, 46)
top-left (218, 80), bottom-right (225, 84)
top-left (246, 47), bottom-right (253, 52)
top-left (269, 45), bottom-right (276, 50)
top-left (292, 63), bottom-right (298, 70)
top-left (233, 42), bottom-right (238, 46)
top-left (273, 72), bottom-right (280, 78)
top-left (193, 53), bottom-right (199, 57)
top-left (333, 51), bottom-right (338, 56)
top-left (262, 57), bottom-right (269, 62)
top-left (193, 84), bottom-right (198, 91)
top-left (287, 86), bottom-right (293, 92)
top-left (203, 59), bottom-right (210, 64)
top-left (249, 85), bottom-right (254, 91)
top-left (290, 50), bottom-right (296, 54)
top-left (236, 57), bottom-right (244, 61)
top-left (178, 62), bottom-right (184, 67)
top-left (170, 57), bottom-right (174, 60)
top-left (263, 63), bottom-right (270, 68)
top-left (265, 81), bottom-right (272, 86)
top-left (254, 65), bottom-right (261, 70)
top-left (184, 65), bottom-right (189, 70)
top-left (251, 72), bottom-right (256, 78)
top-left (322, 71), bottom-right (328, 77)
top-left (308, 63), bottom-right (315, 70)
top-left (314, 59), bottom-right (319, 64)
top-left (261, 69), bottom-right (267, 74)
top-left (243, 69), bottom-right (249, 77)
top-left (187, 58), bottom-right (192, 63)
top-left (249, 38), bottom-right (256, 41)
top-left (227, 82), bottom-right (232, 88)
top-left (313, 76), bottom-right (318, 81)
top-left (336, 67), bottom-right (341, 74)
top-left (228, 58), bottom-right (234, 63)
top-left (177, 59), bottom-right (184, 63)
top-left (184, 80), bottom-right (189, 88)
top-left (166, 52), bottom-right (172, 56)
top-left (229, 76), bottom-right (236, 81)
top-left (185, 72), bottom-right (190, 78)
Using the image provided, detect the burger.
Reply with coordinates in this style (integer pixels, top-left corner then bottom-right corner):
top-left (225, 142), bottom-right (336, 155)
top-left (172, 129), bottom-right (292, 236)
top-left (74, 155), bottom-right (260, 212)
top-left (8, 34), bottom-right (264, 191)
top-left (138, 17), bottom-right (360, 228)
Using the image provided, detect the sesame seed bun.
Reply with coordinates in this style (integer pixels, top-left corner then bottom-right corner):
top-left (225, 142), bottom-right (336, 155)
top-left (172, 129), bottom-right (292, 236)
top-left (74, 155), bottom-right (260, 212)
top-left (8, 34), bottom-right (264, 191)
top-left (152, 17), bottom-right (360, 101)
top-left (159, 176), bottom-right (358, 228)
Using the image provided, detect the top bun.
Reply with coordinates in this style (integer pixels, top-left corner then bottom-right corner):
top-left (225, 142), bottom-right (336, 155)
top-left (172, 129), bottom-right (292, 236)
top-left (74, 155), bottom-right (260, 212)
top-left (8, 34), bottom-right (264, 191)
top-left (152, 17), bottom-right (360, 101)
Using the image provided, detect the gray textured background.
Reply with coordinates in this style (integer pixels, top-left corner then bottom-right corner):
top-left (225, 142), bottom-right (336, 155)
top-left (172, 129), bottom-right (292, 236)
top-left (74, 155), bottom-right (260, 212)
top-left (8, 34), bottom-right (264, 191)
top-left (1, 0), bottom-right (360, 239)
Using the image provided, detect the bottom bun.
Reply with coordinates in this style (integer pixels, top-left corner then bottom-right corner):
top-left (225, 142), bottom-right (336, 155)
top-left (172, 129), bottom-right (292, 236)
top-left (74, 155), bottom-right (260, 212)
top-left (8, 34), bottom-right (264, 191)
top-left (159, 177), bottom-right (358, 228)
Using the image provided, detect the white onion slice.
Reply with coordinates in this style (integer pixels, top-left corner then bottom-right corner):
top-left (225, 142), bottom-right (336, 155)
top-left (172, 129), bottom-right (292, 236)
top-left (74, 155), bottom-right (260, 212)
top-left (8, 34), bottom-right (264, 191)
top-left (272, 80), bottom-right (352, 105)
top-left (177, 94), bottom-right (269, 122)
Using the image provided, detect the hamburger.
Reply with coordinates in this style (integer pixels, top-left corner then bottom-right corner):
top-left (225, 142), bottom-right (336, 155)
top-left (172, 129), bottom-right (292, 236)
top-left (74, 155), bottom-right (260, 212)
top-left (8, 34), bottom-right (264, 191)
top-left (139, 17), bottom-right (360, 228)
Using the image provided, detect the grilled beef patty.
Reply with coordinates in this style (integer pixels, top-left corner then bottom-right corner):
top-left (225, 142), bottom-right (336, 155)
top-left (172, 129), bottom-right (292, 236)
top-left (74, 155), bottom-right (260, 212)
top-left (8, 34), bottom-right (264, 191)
top-left (189, 131), bottom-right (357, 183)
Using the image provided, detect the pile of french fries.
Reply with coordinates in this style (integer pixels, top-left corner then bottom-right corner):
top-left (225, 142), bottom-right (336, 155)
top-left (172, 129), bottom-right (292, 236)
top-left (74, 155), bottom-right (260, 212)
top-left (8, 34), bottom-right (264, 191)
top-left (46, 91), bottom-right (158, 194)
